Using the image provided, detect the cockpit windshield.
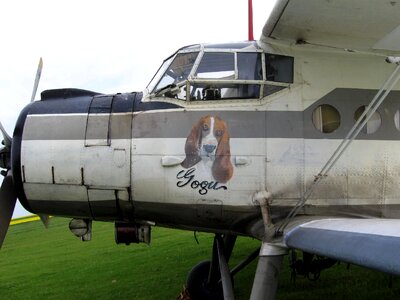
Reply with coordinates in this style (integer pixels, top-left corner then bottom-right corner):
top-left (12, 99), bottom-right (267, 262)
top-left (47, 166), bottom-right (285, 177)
top-left (147, 42), bottom-right (294, 101)
top-left (151, 52), bottom-right (199, 93)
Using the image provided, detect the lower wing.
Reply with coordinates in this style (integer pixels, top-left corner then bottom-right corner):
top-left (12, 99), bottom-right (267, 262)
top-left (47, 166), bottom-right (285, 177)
top-left (284, 218), bottom-right (400, 275)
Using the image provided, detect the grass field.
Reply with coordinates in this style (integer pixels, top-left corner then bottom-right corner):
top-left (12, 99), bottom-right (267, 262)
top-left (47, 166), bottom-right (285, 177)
top-left (0, 217), bottom-right (399, 299)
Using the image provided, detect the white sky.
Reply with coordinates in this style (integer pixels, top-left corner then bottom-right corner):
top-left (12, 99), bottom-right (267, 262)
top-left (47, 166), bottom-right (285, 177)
top-left (0, 0), bottom-right (277, 217)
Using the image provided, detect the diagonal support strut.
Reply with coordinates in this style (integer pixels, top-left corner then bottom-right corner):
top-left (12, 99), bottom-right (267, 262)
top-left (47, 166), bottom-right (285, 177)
top-left (277, 58), bottom-right (400, 234)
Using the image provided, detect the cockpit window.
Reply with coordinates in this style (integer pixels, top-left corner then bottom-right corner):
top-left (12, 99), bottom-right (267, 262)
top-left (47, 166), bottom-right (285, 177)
top-left (266, 54), bottom-right (294, 83)
top-left (190, 83), bottom-right (260, 100)
top-left (147, 43), bottom-right (294, 101)
top-left (191, 52), bottom-right (263, 100)
top-left (238, 53), bottom-right (262, 80)
top-left (153, 52), bottom-right (199, 93)
top-left (147, 55), bottom-right (174, 93)
top-left (195, 53), bottom-right (235, 79)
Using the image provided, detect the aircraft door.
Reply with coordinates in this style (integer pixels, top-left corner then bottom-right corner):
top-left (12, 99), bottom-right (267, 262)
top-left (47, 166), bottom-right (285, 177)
top-left (85, 95), bottom-right (113, 146)
top-left (131, 110), bottom-right (266, 227)
top-left (265, 110), bottom-right (304, 205)
top-left (219, 112), bottom-right (267, 209)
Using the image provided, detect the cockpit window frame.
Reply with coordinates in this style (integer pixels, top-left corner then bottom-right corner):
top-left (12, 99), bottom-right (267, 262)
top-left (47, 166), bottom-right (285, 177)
top-left (147, 43), bottom-right (294, 102)
top-left (146, 45), bottom-right (202, 94)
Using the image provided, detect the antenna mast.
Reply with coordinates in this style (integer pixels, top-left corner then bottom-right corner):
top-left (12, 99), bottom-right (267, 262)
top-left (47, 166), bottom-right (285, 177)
top-left (248, 0), bottom-right (254, 41)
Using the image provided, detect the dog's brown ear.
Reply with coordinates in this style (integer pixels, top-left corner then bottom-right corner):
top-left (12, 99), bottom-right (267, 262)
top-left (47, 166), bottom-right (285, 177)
top-left (212, 118), bottom-right (233, 183)
top-left (181, 120), bottom-right (202, 168)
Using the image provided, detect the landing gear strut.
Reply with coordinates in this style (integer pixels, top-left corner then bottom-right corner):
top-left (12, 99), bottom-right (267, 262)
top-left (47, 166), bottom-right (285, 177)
top-left (249, 243), bottom-right (287, 300)
top-left (187, 234), bottom-right (236, 300)
top-left (186, 234), bottom-right (286, 300)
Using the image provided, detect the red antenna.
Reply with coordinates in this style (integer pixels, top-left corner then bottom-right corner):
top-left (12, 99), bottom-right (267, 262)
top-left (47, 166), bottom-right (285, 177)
top-left (248, 0), bottom-right (254, 41)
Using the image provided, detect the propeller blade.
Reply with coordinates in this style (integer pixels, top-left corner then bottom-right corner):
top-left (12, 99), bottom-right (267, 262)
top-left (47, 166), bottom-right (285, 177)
top-left (31, 57), bottom-right (43, 102)
top-left (39, 214), bottom-right (49, 229)
top-left (0, 171), bottom-right (17, 248)
top-left (0, 121), bottom-right (12, 148)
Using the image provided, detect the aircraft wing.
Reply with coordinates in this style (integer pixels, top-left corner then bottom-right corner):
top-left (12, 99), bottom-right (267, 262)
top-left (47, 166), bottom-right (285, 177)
top-left (262, 0), bottom-right (400, 54)
top-left (284, 218), bottom-right (400, 275)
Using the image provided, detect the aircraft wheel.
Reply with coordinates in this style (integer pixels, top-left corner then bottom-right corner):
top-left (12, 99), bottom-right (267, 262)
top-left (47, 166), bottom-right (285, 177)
top-left (186, 260), bottom-right (223, 300)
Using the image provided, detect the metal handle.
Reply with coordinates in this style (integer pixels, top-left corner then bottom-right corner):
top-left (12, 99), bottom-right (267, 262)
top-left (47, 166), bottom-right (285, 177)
top-left (161, 156), bottom-right (184, 167)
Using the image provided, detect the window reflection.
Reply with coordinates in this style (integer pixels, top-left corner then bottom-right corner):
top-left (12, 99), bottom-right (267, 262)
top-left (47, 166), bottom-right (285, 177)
top-left (195, 53), bottom-right (235, 79)
top-left (154, 52), bottom-right (199, 93)
top-left (312, 104), bottom-right (341, 133)
top-left (354, 106), bottom-right (381, 134)
top-left (238, 53), bottom-right (262, 80)
top-left (266, 54), bottom-right (294, 83)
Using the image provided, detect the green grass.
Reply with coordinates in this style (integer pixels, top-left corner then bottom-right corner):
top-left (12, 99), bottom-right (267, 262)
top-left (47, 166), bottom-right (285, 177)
top-left (0, 218), bottom-right (399, 299)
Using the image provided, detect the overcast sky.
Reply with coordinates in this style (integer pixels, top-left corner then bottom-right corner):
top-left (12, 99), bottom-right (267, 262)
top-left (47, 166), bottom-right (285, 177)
top-left (0, 0), bottom-right (276, 217)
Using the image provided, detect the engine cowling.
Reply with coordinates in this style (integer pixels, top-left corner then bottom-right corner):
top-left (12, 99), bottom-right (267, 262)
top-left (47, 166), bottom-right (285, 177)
top-left (12, 89), bottom-right (138, 221)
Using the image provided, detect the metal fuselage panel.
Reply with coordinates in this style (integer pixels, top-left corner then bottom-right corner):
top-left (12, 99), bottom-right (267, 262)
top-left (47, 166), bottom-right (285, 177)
top-left (13, 46), bottom-right (400, 237)
top-left (14, 93), bottom-right (137, 220)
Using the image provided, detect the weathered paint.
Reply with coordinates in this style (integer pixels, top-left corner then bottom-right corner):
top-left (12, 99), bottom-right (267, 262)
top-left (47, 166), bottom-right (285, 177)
top-left (13, 40), bottom-right (400, 238)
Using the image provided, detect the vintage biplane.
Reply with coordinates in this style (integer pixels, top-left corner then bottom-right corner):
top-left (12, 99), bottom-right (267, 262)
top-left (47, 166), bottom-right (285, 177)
top-left (1, 0), bottom-right (400, 299)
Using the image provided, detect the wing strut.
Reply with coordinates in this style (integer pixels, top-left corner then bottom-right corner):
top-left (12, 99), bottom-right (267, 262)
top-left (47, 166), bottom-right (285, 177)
top-left (277, 57), bottom-right (400, 234)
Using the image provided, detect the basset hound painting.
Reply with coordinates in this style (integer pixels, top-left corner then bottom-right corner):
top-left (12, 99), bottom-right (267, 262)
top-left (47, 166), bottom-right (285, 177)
top-left (181, 115), bottom-right (234, 183)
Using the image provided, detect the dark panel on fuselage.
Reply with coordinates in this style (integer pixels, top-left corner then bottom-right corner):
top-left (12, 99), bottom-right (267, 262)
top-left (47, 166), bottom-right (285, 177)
top-left (29, 91), bottom-right (181, 115)
top-left (29, 95), bottom-right (92, 115)
top-left (41, 88), bottom-right (102, 100)
top-left (303, 88), bottom-right (400, 140)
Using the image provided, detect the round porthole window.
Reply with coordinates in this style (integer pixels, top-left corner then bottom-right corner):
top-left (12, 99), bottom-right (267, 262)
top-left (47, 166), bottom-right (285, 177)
top-left (312, 104), bottom-right (341, 133)
top-left (354, 106), bottom-right (381, 134)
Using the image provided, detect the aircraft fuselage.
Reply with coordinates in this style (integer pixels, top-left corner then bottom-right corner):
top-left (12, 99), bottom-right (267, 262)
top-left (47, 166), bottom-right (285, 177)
top-left (12, 41), bottom-right (400, 239)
